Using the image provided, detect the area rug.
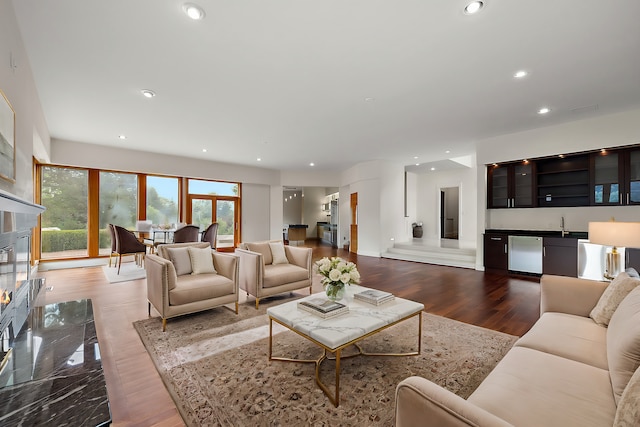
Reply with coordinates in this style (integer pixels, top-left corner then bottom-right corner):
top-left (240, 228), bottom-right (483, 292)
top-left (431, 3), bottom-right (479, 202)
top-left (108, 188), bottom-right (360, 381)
top-left (101, 262), bottom-right (146, 283)
top-left (134, 297), bottom-right (518, 427)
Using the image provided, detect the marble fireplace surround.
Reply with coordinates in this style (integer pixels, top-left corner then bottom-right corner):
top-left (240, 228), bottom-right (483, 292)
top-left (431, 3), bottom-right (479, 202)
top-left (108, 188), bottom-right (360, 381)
top-left (0, 190), bottom-right (111, 425)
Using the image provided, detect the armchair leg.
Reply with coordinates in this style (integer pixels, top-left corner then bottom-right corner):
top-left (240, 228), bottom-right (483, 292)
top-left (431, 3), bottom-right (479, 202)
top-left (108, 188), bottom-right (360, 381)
top-left (235, 302), bottom-right (239, 314)
top-left (118, 254), bottom-right (123, 274)
top-left (162, 318), bottom-right (167, 332)
top-left (148, 302), bottom-right (151, 317)
top-left (255, 298), bottom-right (260, 309)
top-left (309, 285), bottom-right (312, 295)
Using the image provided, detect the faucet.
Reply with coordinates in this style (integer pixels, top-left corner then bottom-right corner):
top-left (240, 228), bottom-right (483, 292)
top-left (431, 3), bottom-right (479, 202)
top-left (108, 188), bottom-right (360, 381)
top-left (561, 216), bottom-right (568, 237)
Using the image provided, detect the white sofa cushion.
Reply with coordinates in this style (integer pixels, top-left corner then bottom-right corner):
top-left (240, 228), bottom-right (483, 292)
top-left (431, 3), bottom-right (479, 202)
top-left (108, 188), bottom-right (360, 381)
top-left (188, 247), bottom-right (217, 275)
top-left (269, 242), bottom-right (289, 265)
top-left (468, 346), bottom-right (616, 427)
top-left (514, 312), bottom-right (608, 369)
top-left (590, 272), bottom-right (640, 326)
top-left (607, 286), bottom-right (640, 404)
top-left (166, 247), bottom-right (192, 276)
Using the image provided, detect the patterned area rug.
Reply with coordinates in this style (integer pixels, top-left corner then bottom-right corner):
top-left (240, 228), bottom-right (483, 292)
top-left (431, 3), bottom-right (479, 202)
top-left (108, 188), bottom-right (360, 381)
top-left (133, 295), bottom-right (517, 426)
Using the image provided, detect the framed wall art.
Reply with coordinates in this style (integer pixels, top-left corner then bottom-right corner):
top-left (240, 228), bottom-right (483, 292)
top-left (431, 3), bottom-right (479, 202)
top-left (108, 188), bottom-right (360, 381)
top-left (0, 89), bottom-right (15, 183)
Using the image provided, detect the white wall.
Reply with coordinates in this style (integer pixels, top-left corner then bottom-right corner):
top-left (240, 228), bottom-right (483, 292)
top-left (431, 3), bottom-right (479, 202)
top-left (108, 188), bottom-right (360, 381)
top-left (242, 183), bottom-right (271, 242)
top-left (379, 161), bottom-right (406, 253)
top-left (283, 190), bottom-right (303, 225)
top-left (0, 1), bottom-right (50, 201)
top-left (301, 186), bottom-right (330, 238)
top-left (416, 160), bottom-right (478, 250)
top-left (52, 138), bottom-right (281, 186)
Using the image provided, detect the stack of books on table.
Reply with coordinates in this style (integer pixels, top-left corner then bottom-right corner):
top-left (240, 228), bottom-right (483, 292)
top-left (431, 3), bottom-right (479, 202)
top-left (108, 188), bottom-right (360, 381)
top-left (354, 289), bottom-right (395, 306)
top-left (297, 298), bottom-right (349, 319)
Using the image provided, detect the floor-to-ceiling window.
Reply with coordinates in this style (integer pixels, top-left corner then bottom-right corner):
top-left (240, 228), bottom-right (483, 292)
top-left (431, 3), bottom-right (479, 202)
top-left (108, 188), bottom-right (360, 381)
top-left (36, 164), bottom-right (241, 261)
top-left (40, 166), bottom-right (89, 259)
top-left (146, 175), bottom-right (179, 227)
top-left (98, 171), bottom-right (138, 256)
top-left (187, 179), bottom-right (240, 250)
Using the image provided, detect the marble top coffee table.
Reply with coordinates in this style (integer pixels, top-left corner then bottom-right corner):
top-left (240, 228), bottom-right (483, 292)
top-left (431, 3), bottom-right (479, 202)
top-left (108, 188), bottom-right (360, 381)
top-left (267, 285), bottom-right (424, 406)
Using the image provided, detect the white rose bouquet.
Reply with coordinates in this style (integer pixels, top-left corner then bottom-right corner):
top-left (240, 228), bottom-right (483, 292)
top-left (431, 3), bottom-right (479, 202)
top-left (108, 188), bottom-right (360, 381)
top-left (314, 256), bottom-right (360, 300)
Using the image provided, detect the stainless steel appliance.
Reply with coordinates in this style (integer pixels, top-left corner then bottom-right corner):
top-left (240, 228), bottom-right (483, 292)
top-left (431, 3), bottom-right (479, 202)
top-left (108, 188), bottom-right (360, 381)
top-left (508, 235), bottom-right (543, 274)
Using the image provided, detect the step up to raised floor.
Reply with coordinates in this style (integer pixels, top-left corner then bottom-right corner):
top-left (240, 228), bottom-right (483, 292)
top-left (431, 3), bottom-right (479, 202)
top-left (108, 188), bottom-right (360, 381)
top-left (381, 242), bottom-right (476, 269)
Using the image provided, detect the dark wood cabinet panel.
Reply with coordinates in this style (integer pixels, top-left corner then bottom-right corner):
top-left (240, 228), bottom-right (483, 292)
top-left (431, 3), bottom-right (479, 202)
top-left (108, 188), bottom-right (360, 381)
top-left (484, 234), bottom-right (508, 272)
top-left (487, 162), bottom-right (534, 209)
top-left (626, 248), bottom-right (640, 272)
top-left (537, 155), bottom-right (589, 207)
top-left (487, 144), bottom-right (640, 209)
top-left (543, 237), bottom-right (578, 277)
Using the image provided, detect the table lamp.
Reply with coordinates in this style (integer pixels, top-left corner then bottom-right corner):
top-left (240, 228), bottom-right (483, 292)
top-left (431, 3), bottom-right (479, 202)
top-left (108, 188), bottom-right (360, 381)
top-left (588, 220), bottom-right (640, 280)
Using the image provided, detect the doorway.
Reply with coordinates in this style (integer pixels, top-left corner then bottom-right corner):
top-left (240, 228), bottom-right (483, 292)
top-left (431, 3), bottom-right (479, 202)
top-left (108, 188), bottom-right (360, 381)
top-left (440, 187), bottom-right (459, 240)
top-left (187, 195), bottom-right (239, 251)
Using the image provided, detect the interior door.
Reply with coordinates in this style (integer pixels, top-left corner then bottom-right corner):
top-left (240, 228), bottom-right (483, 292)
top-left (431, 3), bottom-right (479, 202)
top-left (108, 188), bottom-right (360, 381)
top-left (350, 192), bottom-right (358, 253)
top-left (187, 195), bottom-right (239, 251)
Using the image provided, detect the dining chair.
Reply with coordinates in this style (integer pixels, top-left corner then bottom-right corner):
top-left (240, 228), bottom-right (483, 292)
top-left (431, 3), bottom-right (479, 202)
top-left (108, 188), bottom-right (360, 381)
top-left (112, 224), bottom-right (147, 274)
top-left (201, 223), bottom-right (219, 249)
top-left (173, 224), bottom-right (200, 243)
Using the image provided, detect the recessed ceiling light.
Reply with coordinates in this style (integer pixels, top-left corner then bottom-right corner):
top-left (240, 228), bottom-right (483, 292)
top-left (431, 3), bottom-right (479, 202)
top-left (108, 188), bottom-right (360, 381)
top-left (514, 70), bottom-right (528, 79)
top-left (257, 157), bottom-right (261, 161)
top-left (118, 135), bottom-right (126, 140)
top-left (445, 150), bottom-right (450, 154)
top-left (538, 107), bottom-right (551, 115)
top-left (141, 89), bottom-right (156, 98)
top-left (202, 148), bottom-right (207, 153)
top-left (309, 162), bottom-right (315, 167)
top-left (464, 1), bottom-right (484, 15)
top-left (430, 167), bottom-right (436, 171)
top-left (414, 156), bottom-right (418, 159)
top-left (364, 97), bottom-right (375, 102)
top-left (183, 3), bottom-right (205, 20)
top-left (415, 163), bottom-right (420, 166)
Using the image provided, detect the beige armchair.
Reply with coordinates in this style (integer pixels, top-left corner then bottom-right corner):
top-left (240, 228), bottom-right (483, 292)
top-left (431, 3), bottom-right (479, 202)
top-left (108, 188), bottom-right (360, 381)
top-left (145, 242), bottom-right (239, 331)
top-left (236, 240), bottom-right (312, 308)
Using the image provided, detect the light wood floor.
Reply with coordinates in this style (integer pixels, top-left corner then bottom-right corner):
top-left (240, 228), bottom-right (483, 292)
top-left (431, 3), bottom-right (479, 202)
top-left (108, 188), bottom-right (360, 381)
top-left (34, 242), bottom-right (540, 427)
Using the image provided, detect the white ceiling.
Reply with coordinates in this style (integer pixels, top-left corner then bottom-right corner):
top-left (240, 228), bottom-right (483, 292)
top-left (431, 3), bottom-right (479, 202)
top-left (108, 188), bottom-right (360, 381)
top-left (11, 0), bottom-right (640, 173)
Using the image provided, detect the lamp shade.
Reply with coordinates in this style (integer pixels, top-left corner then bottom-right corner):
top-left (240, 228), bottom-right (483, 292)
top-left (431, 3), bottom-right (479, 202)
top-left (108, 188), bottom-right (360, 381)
top-left (588, 221), bottom-right (640, 248)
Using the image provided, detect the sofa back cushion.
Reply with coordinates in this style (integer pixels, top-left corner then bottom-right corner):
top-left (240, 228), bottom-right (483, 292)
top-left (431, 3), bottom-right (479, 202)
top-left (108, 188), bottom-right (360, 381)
top-left (188, 247), bottom-right (217, 275)
top-left (607, 286), bottom-right (640, 404)
top-left (269, 242), bottom-right (289, 265)
top-left (166, 247), bottom-right (192, 276)
top-left (590, 272), bottom-right (640, 326)
top-left (246, 241), bottom-right (273, 265)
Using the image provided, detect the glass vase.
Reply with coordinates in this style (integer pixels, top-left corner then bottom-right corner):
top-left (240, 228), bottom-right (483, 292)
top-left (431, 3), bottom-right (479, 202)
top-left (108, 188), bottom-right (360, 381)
top-left (325, 283), bottom-right (345, 301)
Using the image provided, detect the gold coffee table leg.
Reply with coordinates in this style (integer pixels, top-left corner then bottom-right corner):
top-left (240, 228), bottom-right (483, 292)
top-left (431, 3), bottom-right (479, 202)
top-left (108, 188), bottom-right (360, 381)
top-left (268, 312), bottom-right (422, 408)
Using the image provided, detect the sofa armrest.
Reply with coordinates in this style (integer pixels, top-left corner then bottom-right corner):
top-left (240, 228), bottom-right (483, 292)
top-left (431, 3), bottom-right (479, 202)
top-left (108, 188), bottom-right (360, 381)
top-left (145, 254), bottom-right (177, 316)
top-left (212, 251), bottom-right (238, 285)
top-left (540, 274), bottom-right (608, 317)
top-left (284, 246), bottom-right (312, 274)
top-left (396, 377), bottom-right (514, 427)
top-left (235, 248), bottom-right (263, 296)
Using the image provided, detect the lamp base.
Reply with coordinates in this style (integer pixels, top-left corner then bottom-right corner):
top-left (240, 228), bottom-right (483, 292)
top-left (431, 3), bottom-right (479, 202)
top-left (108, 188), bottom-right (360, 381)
top-left (604, 248), bottom-right (623, 281)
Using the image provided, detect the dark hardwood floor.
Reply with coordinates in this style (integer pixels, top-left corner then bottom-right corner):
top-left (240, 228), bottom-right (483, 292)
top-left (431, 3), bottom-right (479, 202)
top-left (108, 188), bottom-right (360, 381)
top-left (34, 241), bottom-right (540, 427)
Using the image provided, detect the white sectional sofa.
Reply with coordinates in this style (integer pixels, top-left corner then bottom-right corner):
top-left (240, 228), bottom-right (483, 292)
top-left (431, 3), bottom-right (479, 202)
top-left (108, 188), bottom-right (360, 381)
top-left (395, 274), bottom-right (640, 427)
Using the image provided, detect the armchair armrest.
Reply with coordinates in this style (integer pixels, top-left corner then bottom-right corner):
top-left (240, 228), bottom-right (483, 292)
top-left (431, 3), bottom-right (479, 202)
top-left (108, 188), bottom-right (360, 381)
top-left (235, 248), bottom-right (263, 296)
top-left (145, 254), bottom-right (178, 315)
top-left (396, 377), bottom-right (514, 427)
top-left (540, 274), bottom-right (608, 317)
top-left (212, 251), bottom-right (239, 285)
top-left (284, 245), bottom-right (312, 274)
